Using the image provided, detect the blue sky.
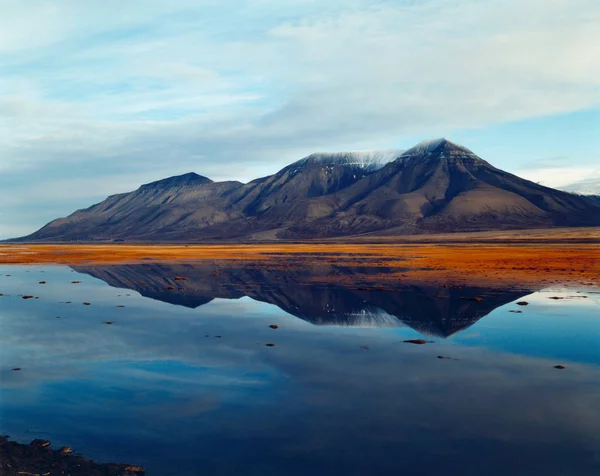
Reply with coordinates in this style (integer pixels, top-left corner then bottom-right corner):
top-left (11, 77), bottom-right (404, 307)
top-left (1, 0), bottom-right (599, 239)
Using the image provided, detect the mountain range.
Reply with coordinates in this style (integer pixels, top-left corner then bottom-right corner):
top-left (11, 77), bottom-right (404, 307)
top-left (16, 139), bottom-right (600, 241)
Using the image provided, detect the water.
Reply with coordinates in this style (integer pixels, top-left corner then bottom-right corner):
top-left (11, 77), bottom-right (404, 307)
top-left (1, 262), bottom-right (600, 475)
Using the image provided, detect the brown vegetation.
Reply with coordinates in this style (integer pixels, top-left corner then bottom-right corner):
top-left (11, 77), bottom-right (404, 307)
top-left (0, 238), bottom-right (598, 289)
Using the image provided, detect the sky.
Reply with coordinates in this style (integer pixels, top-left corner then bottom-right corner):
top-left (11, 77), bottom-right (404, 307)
top-left (1, 0), bottom-right (599, 239)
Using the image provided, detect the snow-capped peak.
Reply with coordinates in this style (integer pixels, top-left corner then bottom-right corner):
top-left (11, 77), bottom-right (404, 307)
top-left (299, 149), bottom-right (404, 171)
top-left (400, 138), bottom-right (476, 158)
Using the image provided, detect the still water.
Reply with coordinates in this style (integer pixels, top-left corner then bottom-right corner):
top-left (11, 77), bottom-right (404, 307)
top-left (1, 262), bottom-right (600, 475)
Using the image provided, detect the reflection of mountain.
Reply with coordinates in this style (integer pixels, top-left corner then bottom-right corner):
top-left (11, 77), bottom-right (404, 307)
top-left (72, 263), bottom-right (531, 337)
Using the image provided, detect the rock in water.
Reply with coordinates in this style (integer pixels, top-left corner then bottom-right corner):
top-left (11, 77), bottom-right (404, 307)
top-left (403, 339), bottom-right (428, 345)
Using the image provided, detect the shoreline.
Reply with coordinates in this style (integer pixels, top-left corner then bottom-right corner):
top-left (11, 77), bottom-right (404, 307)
top-left (1, 243), bottom-right (598, 289)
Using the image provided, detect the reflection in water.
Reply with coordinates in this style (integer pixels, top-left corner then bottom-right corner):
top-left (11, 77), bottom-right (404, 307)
top-left (72, 262), bottom-right (533, 337)
top-left (1, 264), bottom-right (600, 476)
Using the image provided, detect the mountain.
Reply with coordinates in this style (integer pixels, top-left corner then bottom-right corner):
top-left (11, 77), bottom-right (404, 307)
top-left (71, 262), bottom-right (531, 337)
top-left (15, 139), bottom-right (600, 241)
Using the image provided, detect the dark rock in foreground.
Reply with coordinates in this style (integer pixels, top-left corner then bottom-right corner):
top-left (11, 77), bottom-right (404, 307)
top-left (0, 436), bottom-right (145, 476)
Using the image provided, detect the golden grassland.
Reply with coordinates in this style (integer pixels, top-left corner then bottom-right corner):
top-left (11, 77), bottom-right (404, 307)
top-left (1, 242), bottom-right (598, 288)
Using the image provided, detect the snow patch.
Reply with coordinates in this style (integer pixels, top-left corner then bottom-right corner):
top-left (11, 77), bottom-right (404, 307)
top-left (297, 149), bottom-right (404, 172)
top-left (400, 138), bottom-right (476, 158)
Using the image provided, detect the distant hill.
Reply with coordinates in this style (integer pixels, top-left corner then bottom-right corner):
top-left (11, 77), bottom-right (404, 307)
top-left (14, 139), bottom-right (600, 242)
top-left (562, 180), bottom-right (600, 196)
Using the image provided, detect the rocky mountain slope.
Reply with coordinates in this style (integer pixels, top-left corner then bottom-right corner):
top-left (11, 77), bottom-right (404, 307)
top-left (16, 139), bottom-right (600, 241)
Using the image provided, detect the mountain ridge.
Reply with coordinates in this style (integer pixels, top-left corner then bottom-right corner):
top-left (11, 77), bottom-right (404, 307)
top-left (13, 139), bottom-right (600, 242)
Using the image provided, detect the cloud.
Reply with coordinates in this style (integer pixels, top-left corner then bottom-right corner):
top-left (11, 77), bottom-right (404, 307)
top-left (1, 0), bottom-right (599, 237)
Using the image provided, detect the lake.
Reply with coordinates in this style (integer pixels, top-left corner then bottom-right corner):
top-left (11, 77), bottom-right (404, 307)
top-left (1, 261), bottom-right (600, 475)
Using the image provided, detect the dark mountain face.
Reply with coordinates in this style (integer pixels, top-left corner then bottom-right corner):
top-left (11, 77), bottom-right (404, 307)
top-left (71, 261), bottom-right (532, 337)
top-left (16, 139), bottom-right (600, 241)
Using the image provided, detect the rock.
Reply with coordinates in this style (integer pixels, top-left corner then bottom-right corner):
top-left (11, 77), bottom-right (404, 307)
top-left (11, 368), bottom-right (21, 371)
top-left (83, 302), bottom-right (91, 305)
top-left (516, 301), bottom-right (529, 306)
top-left (123, 465), bottom-right (145, 473)
top-left (403, 339), bottom-right (428, 345)
top-left (30, 439), bottom-right (51, 448)
top-left (105, 464), bottom-right (146, 474)
top-left (554, 365), bottom-right (566, 369)
top-left (265, 343), bottom-right (276, 347)
top-left (269, 324), bottom-right (279, 329)
top-left (174, 276), bottom-right (188, 281)
top-left (1, 435), bottom-right (145, 475)
top-left (166, 286), bottom-right (175, 290)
